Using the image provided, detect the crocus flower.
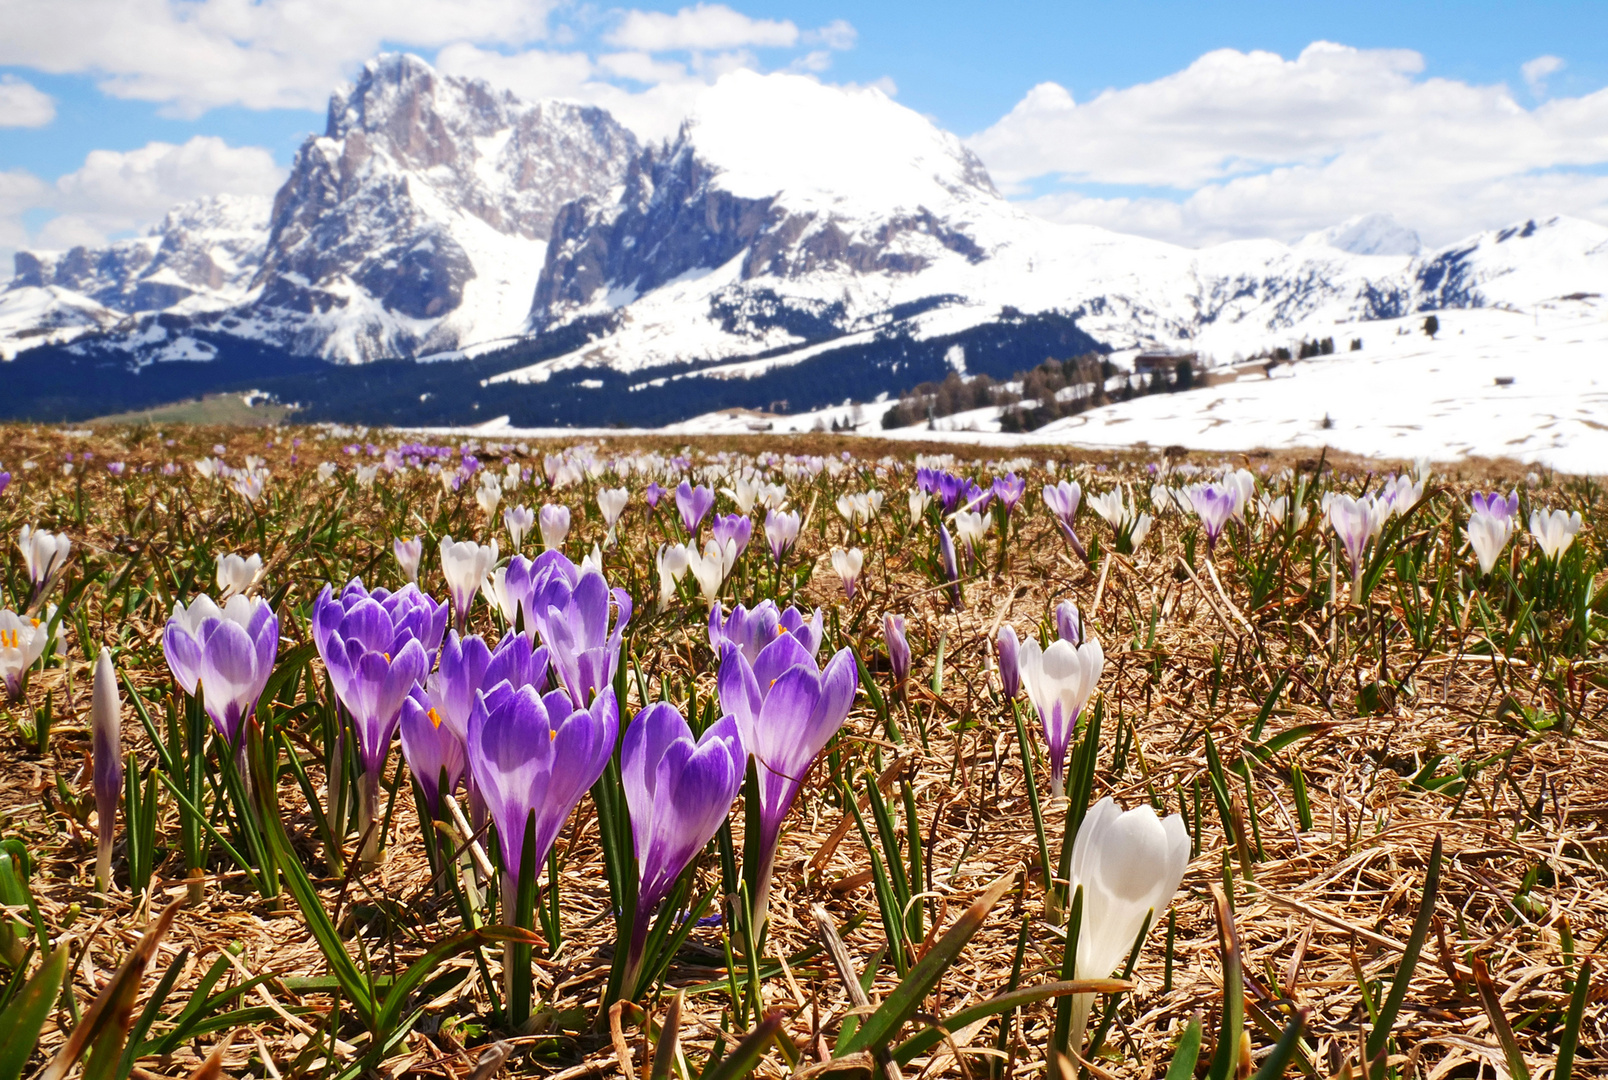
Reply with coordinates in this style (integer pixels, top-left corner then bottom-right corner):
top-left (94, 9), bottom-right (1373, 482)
top-left (709, 600), bottom-right (823, 664)
top-left (1186, 483), bottom-right (1237, 553)
top-left (1467, 492), bottom-right (1518, 576)
top-left (399, 687), bottom-right (468, 821)
top-left (1055, 600), bottom-right (1083, 646)
top-left (526, 561), bottom-right (632, 706)
top-left (711, 513), bottom-right (753, 560)
top-left (539, 504), bottom-right (570, 551)
top-left (1529, 507), bottom-right (1583, 560)
top-left (718, 634), bottom-right (857, 931)
top-left (92, 647), bottom-right (122, 892)
top-left (313, 581), bottom-right (446, 863)
top-left (884, 613), bottom-right (910, 687)
top-left (951, 511), bottom-right (988, 563)
top-left (937, 522), bottom-right (962, 608)
top-left (995, 625), bottom-right (1021, 699)
top-left (620, 703), bottom-right (745, 992)
top-left (468, 681), bottom-right (618, 898)
top-left (1043, 481), bottom-right (1086, 558)
top-left (215, 552), bottom-right (263, 598)
top-left (832, 547), bottom-right (864, 600)
top-left (645, 481), bottom-right (666, 508)
top-left (908, 487), bottom-right (933, 526)
top-left (686, 539), bottom-right (735, 604)
top-left (18, 525), bottom-right (70, 602)
top-left (1327, 494), bottom-right (1383, 601)
top-left (504, 505), bottom-right (535, 552)
top-left (1065, 797), bottom-right (1190, 1045)
top-left (676, 482), bottom-right (714, 534)
top-left (992, 473), bottom-right (1026, 517)
top-left (440, 536), bottom-right (499, 632)
top-left (163, 594), bottom-right (280, 746)
top-left (476, 478), bottom-right (502, 518)
top-left (0, 471), bottom-right (10, 496)
top-left (0, 609), bottom-right (49, 702)
top-left (397, 533), bottom-right (427, 581)
top-left (599, 488), bottom-right (629, 545)
top-left (656, 543), bottom-right (689, 611)
top-left (1018, 634), bottom-right (1105, 798)
top-left (764, 509), bottom-right (800, 565)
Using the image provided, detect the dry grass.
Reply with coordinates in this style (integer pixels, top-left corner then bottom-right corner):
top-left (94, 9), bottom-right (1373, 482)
top-left (0, 422), bottom-right (1602, 1079)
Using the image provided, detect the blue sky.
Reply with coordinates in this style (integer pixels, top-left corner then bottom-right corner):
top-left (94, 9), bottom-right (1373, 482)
top-left (2, 0), bottom-right (1607, 256)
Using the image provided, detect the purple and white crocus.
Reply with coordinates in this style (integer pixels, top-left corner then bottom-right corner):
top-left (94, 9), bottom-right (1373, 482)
top-left (1043, 481), bottom-right (1086, 558)
top-left (718, 634), bottom-right (857, 932)
top-left (1018, 633), bottom-right (1105, 799)
top-left (676, 482), bottom-right (714, 535)
top-left (708, 600), bottom-right (823, 664)
top-left (1467, 490), bottom-right (1519, 576)
top-left (1186, 483), bottom-right (1238, 553)
top-left (163, 593), bottom-right (281, 748)
top-left (620, 703), bottom-right (745, 994)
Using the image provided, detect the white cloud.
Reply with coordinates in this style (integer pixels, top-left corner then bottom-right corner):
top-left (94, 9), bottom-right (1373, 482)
top-left (0, 76), bottom-right (56, 127)
top-left (2, 137), bottom-right (286, 266)
top-left (970, 42), bottom-right (1608, 247)
top-left (0, 0), bottom-right (561, 115)
top-left (1523, 55), bottom-right (1566, 97)
top-left (606, 4), bottom-right (798, 52)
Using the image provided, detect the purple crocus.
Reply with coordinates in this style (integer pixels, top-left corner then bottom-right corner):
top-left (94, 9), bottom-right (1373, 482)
top-left (676, 482), bottom-right (714, 534)
top-left (1187, 483), bottom-right (1237, 552)
top-left (937, 522), bottom-right (962, 609)
top-left (883, 613), bottom-right (910, 686)
top-left (1043, 481), bottom-right (1087, 558)
top-left (526, 560), bottom-right (632, 706)
top-left (399, 687), bottom-right (467, 820)
top-left (1055, 600), bottom-right (1083, 646)
top-left (645, 481), bottom-right (666, 508)
top-left (92, 647), bottom-right (121, 892)
top-left (163, 594), bottom-right (280, 747)
top-left (717, 634), bottom-right (858, 931)
top-left (711, 513), bottom-right (753, 559)
top-left (996, 624), bottom-right (1021, 699)
top-left (313, 580), bottom-right (447, 864)
top-left (0, 472), bottom-right (10, 496)
top-left (1471, 490), bottom-right (1520, 520)
top-left (620, 703), bottom-right (745, 994)
top-left (992, 473), bottom-right (1026, 517)
top-left (468, 681), bottom-right (618, 899)
top-left (709, 600), bottom-right (823, 664)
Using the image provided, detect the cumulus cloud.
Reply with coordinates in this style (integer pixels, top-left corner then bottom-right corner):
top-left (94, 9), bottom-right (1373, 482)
top-left (1523, 55), bottom-right (1566, 97)
top-left (2, 137), bottom-right (286, 264)
top-left (606, 3), bottom-right (798, 52)
top-left (0, 0), bottom-right (562, 115)
top-left (970, 42), bottom-right (1608, 246)
top-left (0, 76), bottom-right (56, 127)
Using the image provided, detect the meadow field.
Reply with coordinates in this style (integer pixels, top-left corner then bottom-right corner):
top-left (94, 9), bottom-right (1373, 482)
top-left (0, 424), bottom-right (1601, 1080)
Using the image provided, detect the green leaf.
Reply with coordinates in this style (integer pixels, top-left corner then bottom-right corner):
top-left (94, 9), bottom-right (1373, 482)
top-left (0, 945), bottom-right (69, 1080)
top-left (1162, 1019), bottom-right (1202, 1080)
top-left (702, 1010), bottom-right (786, 1080)
top-left (374, 925), bottom-right (538, 1036)
top-left (1206, 886), bottom-right (1243, 1080)
top-left (1365, 833), bottom-right (1441, 1061)
top-left (837, 874), bottom-right (1014, 1056)
top-left (1251, 1008), bottom-right (1308, 1080)
top-left (1557, 956), bottom-right (1591, 1080)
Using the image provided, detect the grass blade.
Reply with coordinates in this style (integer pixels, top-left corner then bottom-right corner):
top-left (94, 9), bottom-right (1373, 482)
top-left (1364, 833), bottom-right (1441, 1061)
top-left (0, 945), bottom-right (69, 1080)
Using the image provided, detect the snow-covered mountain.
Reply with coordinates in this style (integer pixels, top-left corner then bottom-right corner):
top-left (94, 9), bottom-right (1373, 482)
top-left (1, 195), bottom-right (269, 358)
top-left (4, 56), bottom-right (1607, 427)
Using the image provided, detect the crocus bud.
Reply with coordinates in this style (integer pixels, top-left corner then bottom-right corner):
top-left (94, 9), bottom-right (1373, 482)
top-left (504, 504), bottom-right (535, 552)
top-left (764, 508), bottom-right (800, 565)
top-left (440, 536), bottom-right (499, 632)
top-left (711, 513), bottom-right (753, 560)
top-left (1529, 507), bottom-right (1583, 560)
top-left (539, 504), bottom-right (570, 551)
top-left (1066, 797), bottom-right (1190, 1045)
top-left (92, 647), bottom-right (122, 892)
top-left (884, 613), bottom-right (911, 686)
top-left (831, 547), bottom-right (864, 600)
top-left (995, 624), bottom-right (1020, 699)
top-left (1055, 600), bottom-right (1083, 646)
top-left (215, 552), bottom-right (263, 598)
top-left (394, 535), bottom-right (423, 584)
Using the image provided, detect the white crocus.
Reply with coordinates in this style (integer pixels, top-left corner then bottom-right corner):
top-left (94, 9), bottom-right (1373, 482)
top-left (539, 504), bottom-right (571, 551)
top-left (475, 477), bottom-right (502, 518)
top-left (582, 543), bottom-right (605, 575)
top-left (723, 475), bottom-right (762, 514)
top-left (393, 535), bottom-right (423, 584)
top-left (439, 536), bottom-right (499, 631)
top-left (598, 487), bottom-right (630, 527)
top-left (480, 566), bottom-right (520, 623)
top-left (951, 510), bottom-right (989, 556)
top-left (0, 608), bottom-right (50, 702)
top-left (1086, 489), bottom-right (1128, 529)
top-left (1467, 511), bottom-right (1514, 575)
top-left (686, 539), bottom-right (735, 604)
top-left (656, 543), bottom-right (691, 612)
top-left (1529, 508), bottom-right (1583, 560)
top-left (503, 504), bottom-right (535, 552)
top-left (355, 464), bottom-right (380, 489)
top-left (1065, 797), bottom-right (1190, 1047)
top-left (18, 525), bottom-right (72, 593)
top-left (908, 488), bottom-right (933, 525)
top-left (758, 482), bottom-right (789, 511)
top-left (1016, 635), bottom-right (1105, 800)
top-left (215, 553), bottom-right (264, 599)
top-left (232, 471), bottom-right (265, 503)
top-left (831, 546), bottom-right (864, 599)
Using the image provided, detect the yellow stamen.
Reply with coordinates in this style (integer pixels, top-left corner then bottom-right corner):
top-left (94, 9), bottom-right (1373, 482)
top-left (428, 707), bottom-right (444, 729)
top-left (549, 728), bottom-right (557, 741)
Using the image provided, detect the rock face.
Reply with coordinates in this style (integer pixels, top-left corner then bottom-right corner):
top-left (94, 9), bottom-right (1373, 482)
top-left (250, 52), bottom-right (639, 359)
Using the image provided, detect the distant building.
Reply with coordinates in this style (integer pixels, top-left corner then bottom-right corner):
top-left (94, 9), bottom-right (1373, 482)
top-left (1134, 351), bottom-right (1198, 374)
